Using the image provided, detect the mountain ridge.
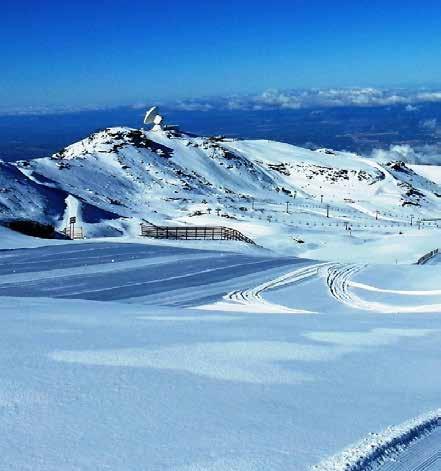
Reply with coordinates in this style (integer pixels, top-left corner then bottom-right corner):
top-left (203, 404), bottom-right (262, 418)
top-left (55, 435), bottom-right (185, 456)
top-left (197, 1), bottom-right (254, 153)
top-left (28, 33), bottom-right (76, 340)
top-left (0, 125), bottom-right (440, 250)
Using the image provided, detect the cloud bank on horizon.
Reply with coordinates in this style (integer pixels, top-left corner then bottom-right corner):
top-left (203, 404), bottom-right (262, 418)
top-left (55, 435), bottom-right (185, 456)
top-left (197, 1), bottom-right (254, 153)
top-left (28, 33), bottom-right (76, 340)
top-left (170, 87), bottom-right (441, 112)
top-left (371, 143), bottom-right (441, 166)
top-left (3, 87), bottom-right (441, 116)
top-left (2, 86), bottom-right (441, 166)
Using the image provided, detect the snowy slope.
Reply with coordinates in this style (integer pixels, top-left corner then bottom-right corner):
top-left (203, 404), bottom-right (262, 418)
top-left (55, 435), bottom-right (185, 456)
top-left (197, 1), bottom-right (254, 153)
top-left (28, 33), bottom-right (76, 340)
top-left (410, 164), bottom-right (441, 185)
top-left (1, 239), bottom-right (441, 471)
top-left (0, 160), bottom-right (67, 224)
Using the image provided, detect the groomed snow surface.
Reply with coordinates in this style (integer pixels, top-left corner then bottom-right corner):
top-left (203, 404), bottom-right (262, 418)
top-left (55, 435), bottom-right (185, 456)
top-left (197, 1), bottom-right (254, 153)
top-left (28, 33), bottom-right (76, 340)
top-left (314, 410), bottom-right (441, 471)
top-left (1, 232), bottom-right (441, 471)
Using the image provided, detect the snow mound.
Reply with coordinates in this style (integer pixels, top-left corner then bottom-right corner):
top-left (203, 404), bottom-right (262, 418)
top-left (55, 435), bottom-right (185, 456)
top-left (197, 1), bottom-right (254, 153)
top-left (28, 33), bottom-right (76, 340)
top-left (313, 409), bottom-right (441, 471)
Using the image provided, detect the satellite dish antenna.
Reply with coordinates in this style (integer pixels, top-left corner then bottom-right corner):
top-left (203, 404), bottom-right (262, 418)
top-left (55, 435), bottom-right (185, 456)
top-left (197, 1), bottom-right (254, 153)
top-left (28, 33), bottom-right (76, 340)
top-left (153, 115), bottom-right (163, 126)
top-left (144, 106), bottom-right (158, 124)
top-left (143, 106), bottom-right (164, 131)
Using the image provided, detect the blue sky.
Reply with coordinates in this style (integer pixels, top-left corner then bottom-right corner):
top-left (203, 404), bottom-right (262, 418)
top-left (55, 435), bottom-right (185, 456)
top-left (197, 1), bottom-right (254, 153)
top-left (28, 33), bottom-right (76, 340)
top-left (2, 0), bottom-right (441, 110)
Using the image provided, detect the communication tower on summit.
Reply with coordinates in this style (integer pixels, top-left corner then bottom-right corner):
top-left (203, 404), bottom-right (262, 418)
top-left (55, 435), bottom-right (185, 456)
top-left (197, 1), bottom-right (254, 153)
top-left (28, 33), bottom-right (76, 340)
top-left (143, 106), bottom-right (180, 132)
top-left (144, 106), bottom-right (164, 131)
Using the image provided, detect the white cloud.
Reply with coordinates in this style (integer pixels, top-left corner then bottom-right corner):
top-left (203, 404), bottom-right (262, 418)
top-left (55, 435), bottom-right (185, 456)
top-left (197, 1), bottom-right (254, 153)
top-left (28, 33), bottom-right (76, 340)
top-left (405, 104), bottom-right (418, 112)
top-left (255, 89), bottom-right (302, 109)
top-left (4, 87), bottom-right (441, 116)
top-left (169, 87), bottom-right (441, 112)
top-left (421, 118), bottom-right (438, 130)
top-left (173, 101), bottom-right (214, 112)
top-left (416, 92), bottom-right (441, 102)
top-left (371, 143), bottom-right (441, 165)
top-left (0, 103), bottom-right (115, 116)
top-left (419, 118), bottom-right (441, 137)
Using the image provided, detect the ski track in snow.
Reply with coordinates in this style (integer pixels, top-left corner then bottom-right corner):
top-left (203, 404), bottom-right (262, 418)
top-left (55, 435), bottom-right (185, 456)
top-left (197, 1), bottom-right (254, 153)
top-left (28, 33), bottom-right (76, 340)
top-left (197, 262), bottom-right (331, 314)
top-left (325, 264), bottom-right (441, 313)
top-left (199, 260), bottom-right (441, 315)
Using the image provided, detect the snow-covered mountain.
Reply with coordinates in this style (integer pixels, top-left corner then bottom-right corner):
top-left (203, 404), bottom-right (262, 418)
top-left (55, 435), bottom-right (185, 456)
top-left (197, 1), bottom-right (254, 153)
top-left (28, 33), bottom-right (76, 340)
top-left (3, 126), bottom-right (441, 471)
top-left (1, 125), bottom-right (441, 249)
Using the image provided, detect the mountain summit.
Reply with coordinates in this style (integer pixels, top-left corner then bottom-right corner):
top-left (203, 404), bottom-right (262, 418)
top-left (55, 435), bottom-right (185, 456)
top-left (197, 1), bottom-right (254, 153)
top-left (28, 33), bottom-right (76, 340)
top-left (0, 124), bottom-right (440, 251)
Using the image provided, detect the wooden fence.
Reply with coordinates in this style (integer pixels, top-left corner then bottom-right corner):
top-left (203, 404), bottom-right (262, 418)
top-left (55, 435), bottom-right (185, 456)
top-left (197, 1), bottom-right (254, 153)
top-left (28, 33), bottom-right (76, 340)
top-left (62, 227), bottom-right (84, 240)
top-left (417, 248), bottom-right (439, 265)
top-left (140, 224), bottom-right (255, 244)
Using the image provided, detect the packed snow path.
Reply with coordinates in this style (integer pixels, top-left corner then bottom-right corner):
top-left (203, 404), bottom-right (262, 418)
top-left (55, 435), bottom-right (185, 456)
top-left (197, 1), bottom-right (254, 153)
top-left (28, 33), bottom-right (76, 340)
top-left (0, 242), bottom-right (308, 306)
top-left (6, 241), bottom-right (441, 317)
top-left (314, 409), bottom-right (441, 471)
top-left (378, 429), bottom-right (441, 470)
